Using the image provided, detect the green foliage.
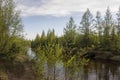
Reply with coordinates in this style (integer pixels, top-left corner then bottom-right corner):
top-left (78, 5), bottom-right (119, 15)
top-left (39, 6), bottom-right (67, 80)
top-left (62, 17), bottom-right (77, 64)
top-left (31, 29), bottom-right (63, 79)
top-left (116, 7), bottom-right (120, 35)
top-left (0, 0), bottom-right (35, 79)
top-left (31, 7), bottom-right (120, 79)
top-left (80, 9), bottom-right (94, 47)
top-left (0, 0), bottom-right (29, 63)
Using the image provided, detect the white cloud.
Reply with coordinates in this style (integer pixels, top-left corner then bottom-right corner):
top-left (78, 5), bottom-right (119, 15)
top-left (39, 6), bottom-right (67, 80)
top-left (15, 0), bottom-right (120, 17)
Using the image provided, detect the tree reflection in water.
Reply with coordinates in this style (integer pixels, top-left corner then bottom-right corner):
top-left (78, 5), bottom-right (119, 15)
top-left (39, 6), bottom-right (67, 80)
top-left (45, 60), bottom-right (120, 80)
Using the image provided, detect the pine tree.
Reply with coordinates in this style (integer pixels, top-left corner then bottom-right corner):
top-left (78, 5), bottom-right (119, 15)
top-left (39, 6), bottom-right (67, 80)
top-left (116, 7), bottom-right (120, 35)
top-left (95, 11), bottom-right (103, 47)
top-left (80, 8), bottom-right (93, 47)
top-left (103, 7), bottom-right (114, 50)
top-left (96, 11), bottom-right (103, 38)
top-left (63, 17), bottom-right (77, 56)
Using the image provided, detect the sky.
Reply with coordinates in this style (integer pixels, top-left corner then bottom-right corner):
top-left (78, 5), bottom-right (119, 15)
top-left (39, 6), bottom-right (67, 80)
top-left (14, 0), bottom-right (120, 40)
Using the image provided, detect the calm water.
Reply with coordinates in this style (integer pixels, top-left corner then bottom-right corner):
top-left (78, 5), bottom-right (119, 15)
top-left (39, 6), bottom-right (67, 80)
top-left (79, 60), bottom-right (120, 80)
top-left (28, 48), bottom-right (120, 80)
top-left (53, 60), bottom-right (120, 80)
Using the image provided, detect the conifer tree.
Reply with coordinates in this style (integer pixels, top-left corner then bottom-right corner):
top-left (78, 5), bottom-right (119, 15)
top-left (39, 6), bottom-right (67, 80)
top-left (96, 11), bottom-right (103, 45)
top-left (80, 8), bottom-right (93, 47)
top-left (116, 7), bottom-right (120, 35)
top-left (103, 7), bottom-right (114, 50)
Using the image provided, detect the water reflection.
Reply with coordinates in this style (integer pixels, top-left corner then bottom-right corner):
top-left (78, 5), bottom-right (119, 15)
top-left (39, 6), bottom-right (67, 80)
top-left (27, 48), bottom-right (35, 59)
top-left (28, 49), bottom-right (120, 80)
top-left (46, 60), bottom-right (120, 80)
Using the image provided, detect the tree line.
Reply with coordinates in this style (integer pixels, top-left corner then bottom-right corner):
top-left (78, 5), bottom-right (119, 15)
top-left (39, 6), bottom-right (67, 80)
top-left (1, 0), bottom-right (120, 79)
top-left (31, 7), bottom-right (120, 80)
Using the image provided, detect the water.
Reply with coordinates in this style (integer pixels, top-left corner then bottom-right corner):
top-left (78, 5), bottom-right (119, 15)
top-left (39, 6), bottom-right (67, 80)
top-left (79, 60), bottom-right (120, 80)
top-left (47, 60), bottom-right (120, 80)
top-left (27, 48), bottom-right (35, 59)
top-left (28, 49), bottom-right (120, 80)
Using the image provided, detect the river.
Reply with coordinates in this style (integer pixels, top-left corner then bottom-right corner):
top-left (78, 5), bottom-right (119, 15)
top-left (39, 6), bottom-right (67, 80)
top-left (28, 48), bottom-right (120, 80)
top-left (50, 60), bottom-right (120, 80)
top-left (78, 60), bottom-right (120, 80)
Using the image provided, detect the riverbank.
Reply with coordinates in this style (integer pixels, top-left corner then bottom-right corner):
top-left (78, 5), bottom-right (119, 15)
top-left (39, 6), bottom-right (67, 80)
top-left (86, 51), bottom-right (120, 62)
top-left (0, 59), bottom-right (36, 80)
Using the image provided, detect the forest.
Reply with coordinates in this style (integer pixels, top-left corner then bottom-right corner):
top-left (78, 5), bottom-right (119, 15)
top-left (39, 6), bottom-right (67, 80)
top-left (31, 7), bottom-right (120, 80)
top-left (1, 0), bottom-right (120, 80)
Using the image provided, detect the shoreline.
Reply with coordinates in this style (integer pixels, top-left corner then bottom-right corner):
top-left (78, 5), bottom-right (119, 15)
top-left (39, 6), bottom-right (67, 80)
top-left (86, 51), bottom-right (120, 63)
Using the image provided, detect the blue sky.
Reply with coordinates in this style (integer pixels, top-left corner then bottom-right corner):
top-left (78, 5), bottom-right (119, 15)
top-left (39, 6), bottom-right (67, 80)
top-left (22, 14), bottom-right (82, 40)
top-left (15, 0), bottom-right (120, 40)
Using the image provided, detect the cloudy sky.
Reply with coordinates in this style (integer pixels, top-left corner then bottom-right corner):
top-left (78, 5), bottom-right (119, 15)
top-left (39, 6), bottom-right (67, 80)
top-left (15, 0), bottom-right (120, 40)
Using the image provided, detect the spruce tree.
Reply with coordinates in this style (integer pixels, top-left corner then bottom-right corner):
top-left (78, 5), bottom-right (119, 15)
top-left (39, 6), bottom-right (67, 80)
top-left (80, 8), bottom-right (93, 47)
